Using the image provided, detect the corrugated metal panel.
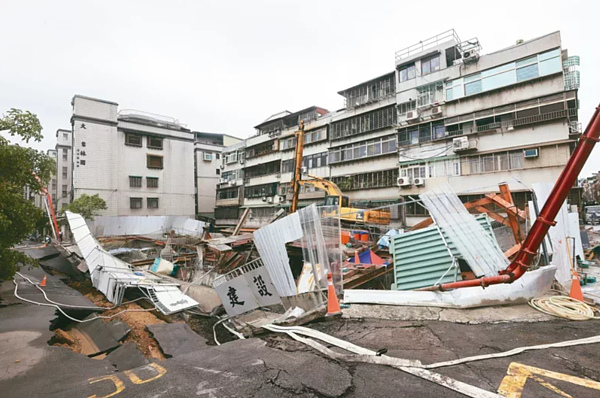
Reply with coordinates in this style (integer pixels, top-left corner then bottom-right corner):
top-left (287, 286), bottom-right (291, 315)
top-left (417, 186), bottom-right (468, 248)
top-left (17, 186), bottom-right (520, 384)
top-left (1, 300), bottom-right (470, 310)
top-left (420, 184), bottom-right (509, 277)
top-left (391, 215), bottom-right (495, 290)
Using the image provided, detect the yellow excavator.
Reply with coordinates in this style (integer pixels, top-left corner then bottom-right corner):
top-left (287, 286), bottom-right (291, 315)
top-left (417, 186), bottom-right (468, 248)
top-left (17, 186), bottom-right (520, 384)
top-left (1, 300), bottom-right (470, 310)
top-left (289, 121), bottom-right (390, 226)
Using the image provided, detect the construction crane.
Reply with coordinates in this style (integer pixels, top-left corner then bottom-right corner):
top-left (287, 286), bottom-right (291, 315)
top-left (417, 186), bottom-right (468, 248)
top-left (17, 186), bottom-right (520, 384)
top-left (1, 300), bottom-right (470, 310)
top-left (289, 121), bottom-right (390, 225)
top-left (425, 103), bottom-right (600, 291)
top-left (31, 171), bottom-right (61, 242)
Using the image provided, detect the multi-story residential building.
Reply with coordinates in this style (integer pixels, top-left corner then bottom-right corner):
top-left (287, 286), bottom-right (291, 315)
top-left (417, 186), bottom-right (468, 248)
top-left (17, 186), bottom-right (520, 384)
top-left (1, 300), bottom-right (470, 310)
top-left (55, 128), bottom-right (72, 211)
top-left (70, 95), bottom-right (196, 217)
top-left (46, 149), bottom-right (58, 209)
top-left (194, 132), bottom-right (242, 219)
top-left (393, 30), bottom-right (580, 225)
top-left (214, 30), bottom-right (580, 229)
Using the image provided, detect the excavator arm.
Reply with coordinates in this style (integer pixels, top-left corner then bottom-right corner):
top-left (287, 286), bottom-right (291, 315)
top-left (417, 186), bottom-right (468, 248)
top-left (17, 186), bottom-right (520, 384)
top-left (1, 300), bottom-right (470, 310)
top-left (297, 174), bottom-right (344, 197)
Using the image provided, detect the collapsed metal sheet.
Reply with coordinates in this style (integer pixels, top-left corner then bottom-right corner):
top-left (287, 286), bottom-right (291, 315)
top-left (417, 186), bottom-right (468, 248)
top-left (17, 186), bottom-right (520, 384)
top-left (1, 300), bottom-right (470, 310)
top-left (253, 212), bottom-right (303, 297)
top-left (343, 266), bottom-right (557, 308)
top-left (420, 184), bottom-right (509, 277)
top-left (86, 215), bottom-right (208, 237)
top-left (66, 211), bottom-right (199, 314)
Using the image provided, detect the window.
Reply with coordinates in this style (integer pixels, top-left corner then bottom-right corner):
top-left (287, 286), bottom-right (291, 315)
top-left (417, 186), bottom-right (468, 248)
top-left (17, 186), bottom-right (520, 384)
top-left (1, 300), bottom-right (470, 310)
top-left (62, 185), bottom-right (67, 197)
top-left (52, 179), bottom-right (57, 190)
top-left (147, 198), bottom-right (159, 209)
top-left (244, 161), bottom-right (281, 178)
top-left (216, 169), bottom-right (220, 175)
top-left (216, 153), bottom-right (220, 160)
top-left (126, 134), bottom-right (142, 147)
top-left (281, 137), bottom-right (296, 150)
top-left (63, 133), bottom-right (68, 140)
top-left (462, 150), bottom-right (525, 174)
top-left (222, 170), bottom-right (238, 181)
top-left (398, 100), bottom-right (416, 115)
top-left (446, 48), bottom-right (563, 101)
top-left (421, 55), bottom-right (440, 76)
top-left (62, 148), bottom-right (68, 161)
top-left (129, 176), bottom-right (142, 187)
top-left (244, 183), bottom-right (278, 198)
top-left (330, 105), bottom-right (397, 140)
top-left (225, 152), bottom-right (238, 164)
top-left (399, 63), bottom-right (416, 82)
top-left (147, 136), bottom-right (163, 149)
top-left (328, 136), bottom-right (396, 164)
top-left (80, 160), bottom-right (86, 165)
top-left (331, 169), bottom-right (399, 191)
top-left (400, 164), bottom-right (427, 179)
top-left (62, 167), bottom-right (67, 179)
top-left (147, 155), bottom-right (163, 169)
top-left (147, 177), bottom-right (159, 188)
top-left (130, 197), bottom-right (142, 209)
top-left (217, 188), bottom-right (239, 200)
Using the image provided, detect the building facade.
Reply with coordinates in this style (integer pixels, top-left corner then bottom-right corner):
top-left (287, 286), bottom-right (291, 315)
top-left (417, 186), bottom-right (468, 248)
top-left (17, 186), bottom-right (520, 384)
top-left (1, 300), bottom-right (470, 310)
top-left (194, 132), bottom-right (242, 219)
top-left (393, 30), bottom-right (580, 224)
top-left (214, 30), bottom-right (580, 228)
top-left (71, 95), bottom-right (196, 217)
top-left (55, 129), bottom-right (72, 211)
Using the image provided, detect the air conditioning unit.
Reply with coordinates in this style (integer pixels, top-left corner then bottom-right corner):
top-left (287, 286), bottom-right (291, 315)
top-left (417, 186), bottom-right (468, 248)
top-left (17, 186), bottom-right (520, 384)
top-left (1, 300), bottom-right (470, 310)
top-left (217, 178), bottom-right (225, 184)
top-left (267, 197), bottom-right (274, 203)
top-left (397, 177), bottom-right (412, 187)
top-left (228, 180), bottom-right (237, 186)
top-left (453, 136), bottom-right (471, 152)
top-left (507, 125), bottom-right (515, 131)
top-left (414, 178), bottom-right (425, 186)
top-left (462, 49), bottom-right (480, 63)
top-left (406, 110), bottom-right (420, 123)
top-left (262, 196), bottom-right (267, 202)
top-left (431, 106), bottom-right (443, 117)
top-left (523, 148), bottom-right (539, 158)
top-left (219, 164), bottom-right (224, 169)
top-left (278, 196), bottom-right (285, 203)
top-left (275, 172), bottom-right (281, 178)
top-left (239, 159), bottom-right (245, 164)
top-left (301, 166), bottom-right (308, 174)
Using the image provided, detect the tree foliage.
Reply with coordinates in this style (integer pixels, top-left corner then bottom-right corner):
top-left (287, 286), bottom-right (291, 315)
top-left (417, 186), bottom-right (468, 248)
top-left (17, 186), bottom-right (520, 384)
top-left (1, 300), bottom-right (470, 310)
top-left (0, 109), bottom-right (55, 281)
top-left (63, 194), bottom-right (107, 221)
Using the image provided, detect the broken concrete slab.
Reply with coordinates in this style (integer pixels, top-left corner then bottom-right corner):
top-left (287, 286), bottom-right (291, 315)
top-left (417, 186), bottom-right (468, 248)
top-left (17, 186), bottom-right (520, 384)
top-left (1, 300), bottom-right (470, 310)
top-left (76, 316), bottom-right (131, 356)
top-left (147, 323), bottom-right (207, 358)
top-left (342, 303), bottom-right (556, 324)
top-left (14, 245), bottom-right (60, 260)
top-left (10, 267), bottom-right (102, 310)
top-left (39, 255), bottom-right (83, 280)
top-left (106, 341), bottom-right (148, 371)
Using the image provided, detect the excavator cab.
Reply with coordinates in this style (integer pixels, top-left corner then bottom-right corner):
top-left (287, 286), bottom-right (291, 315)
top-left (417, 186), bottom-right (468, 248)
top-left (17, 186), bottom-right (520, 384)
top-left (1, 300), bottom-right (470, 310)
top-left (324, 195), bottom-right (349, 207)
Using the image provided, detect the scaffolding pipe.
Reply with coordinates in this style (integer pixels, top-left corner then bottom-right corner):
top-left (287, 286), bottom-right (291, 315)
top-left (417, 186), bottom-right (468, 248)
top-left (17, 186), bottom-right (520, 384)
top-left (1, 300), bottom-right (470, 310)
top-left (425, 104), bottom-right (600, 291)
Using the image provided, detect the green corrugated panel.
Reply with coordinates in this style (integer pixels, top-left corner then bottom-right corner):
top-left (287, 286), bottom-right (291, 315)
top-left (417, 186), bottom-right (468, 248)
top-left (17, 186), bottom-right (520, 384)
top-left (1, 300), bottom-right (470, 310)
top-left (390, 215), bottom-right (495, 290)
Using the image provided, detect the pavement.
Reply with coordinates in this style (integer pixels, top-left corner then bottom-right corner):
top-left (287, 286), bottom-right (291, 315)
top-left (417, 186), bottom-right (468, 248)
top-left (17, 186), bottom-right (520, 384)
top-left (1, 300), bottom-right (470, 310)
top-left (3, 243), bottom-right (600, 397)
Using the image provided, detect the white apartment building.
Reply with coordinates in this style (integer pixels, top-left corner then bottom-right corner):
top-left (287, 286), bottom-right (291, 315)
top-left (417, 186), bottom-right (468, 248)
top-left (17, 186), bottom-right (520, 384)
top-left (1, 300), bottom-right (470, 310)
top-left (71, 95), bottom-right (196, 217)
top-left (47, 149), bottom-right (58, 208)
top-left (393, 30), bottom-right (580, 224)
top-left (214, 30), bottom-right (580, 229)
top-left (55, 128), bottom-right (72, 211)
top-left (194, 132), bottom-right (242, 219)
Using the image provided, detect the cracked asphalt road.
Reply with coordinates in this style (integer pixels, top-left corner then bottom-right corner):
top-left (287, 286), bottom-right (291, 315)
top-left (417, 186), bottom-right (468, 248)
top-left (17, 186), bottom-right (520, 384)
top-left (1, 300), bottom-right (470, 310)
top-left (3, 297), bottom-right (600, 398)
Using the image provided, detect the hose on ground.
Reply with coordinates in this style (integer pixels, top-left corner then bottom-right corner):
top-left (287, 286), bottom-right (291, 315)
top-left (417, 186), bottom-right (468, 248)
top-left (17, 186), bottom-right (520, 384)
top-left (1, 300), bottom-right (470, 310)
top-left (529, 296), bottom-right (600, 320)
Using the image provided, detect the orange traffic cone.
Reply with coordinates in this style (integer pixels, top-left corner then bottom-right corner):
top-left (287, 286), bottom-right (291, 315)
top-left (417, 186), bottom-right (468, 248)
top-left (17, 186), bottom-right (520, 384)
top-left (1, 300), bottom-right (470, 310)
top-left (325, 272), bottom-right (342, 317)
top-left (569, 271), bottom-right (584, 302)
top-left (40, 275), bottom-right (47, 287)
top-left (354, 250), bottom-right (360, 264)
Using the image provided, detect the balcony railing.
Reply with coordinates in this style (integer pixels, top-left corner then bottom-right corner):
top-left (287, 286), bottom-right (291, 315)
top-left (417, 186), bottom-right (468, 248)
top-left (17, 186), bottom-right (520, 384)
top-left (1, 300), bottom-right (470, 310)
top-left (395, 29), bottom-right (461, 62)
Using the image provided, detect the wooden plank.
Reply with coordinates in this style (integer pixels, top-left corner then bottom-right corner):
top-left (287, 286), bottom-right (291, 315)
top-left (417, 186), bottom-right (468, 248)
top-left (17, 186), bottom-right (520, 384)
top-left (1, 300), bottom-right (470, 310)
top-left (232, 208), bottom-right (251, 236)
top-left (499, 183), bottom-right (524, 243)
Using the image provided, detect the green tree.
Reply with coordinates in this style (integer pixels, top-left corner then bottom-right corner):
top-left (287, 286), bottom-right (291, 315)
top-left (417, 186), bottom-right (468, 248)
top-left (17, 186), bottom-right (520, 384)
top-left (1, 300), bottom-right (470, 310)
top-left (0, 109), bottom-right (56, 281)
top-left (63, 194), bottom-right (107, 220)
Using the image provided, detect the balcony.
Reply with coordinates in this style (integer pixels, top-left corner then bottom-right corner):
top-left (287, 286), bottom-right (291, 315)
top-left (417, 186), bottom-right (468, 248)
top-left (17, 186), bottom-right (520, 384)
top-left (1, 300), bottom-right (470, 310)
top-left (216, 196), bottom-right (242, 207)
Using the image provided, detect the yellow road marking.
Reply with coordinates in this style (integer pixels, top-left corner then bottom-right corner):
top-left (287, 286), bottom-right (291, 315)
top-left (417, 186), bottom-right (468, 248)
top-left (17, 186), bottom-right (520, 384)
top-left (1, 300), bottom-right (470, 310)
top-left (124, 363), bottom-right (167, 385)
top-left (498, 362), bottom-right (600, 397)
top-left (87, 375), bottom-right (125, 398)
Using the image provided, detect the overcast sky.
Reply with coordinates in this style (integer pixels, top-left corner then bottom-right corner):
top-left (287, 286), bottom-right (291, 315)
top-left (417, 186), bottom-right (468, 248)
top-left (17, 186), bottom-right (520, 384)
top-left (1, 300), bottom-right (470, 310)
top-left (1, 0), bottom-right (599, 177)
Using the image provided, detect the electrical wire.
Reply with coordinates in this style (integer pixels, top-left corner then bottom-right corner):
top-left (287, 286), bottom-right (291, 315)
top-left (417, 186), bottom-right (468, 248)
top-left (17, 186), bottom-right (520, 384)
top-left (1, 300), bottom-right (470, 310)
top-left (15, 272), bottom-right (148, 310)
top-left (12, 276), bottom-right (157, 324)
top-left (529, 296), bottom-right (600, 320)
